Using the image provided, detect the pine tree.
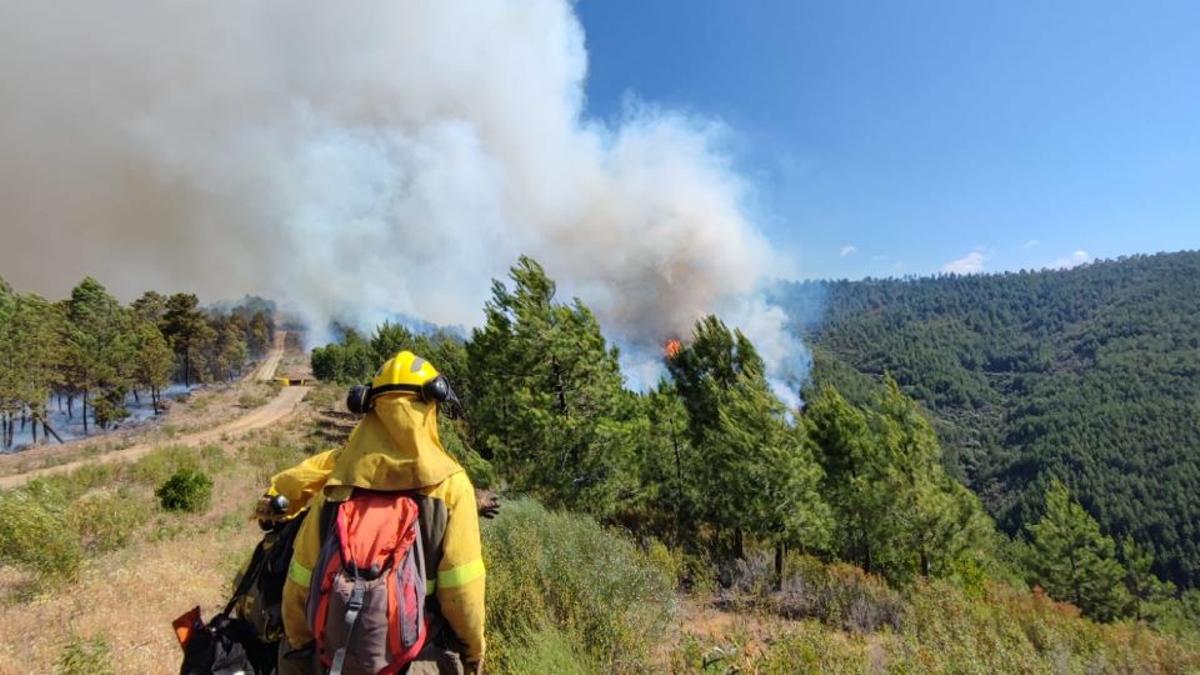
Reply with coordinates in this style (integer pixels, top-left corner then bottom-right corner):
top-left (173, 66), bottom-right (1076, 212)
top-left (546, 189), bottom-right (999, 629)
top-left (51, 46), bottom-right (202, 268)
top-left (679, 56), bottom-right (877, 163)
top-left (248, 311), bottom-right (274, 357)
top-left (631, 383), bottom-right (697, 545)
top-left (130, 290), bottom-right (168, 324)
top-left (14, 295), bottom-right (65, 437)
top-left (872, 377), bottom-right (991, 580)
top-left (1120, 536), bottom-right (1175, 621)
top-left (712, 368), bottom-right (831, 560)
top-left (132, 321), bottom-right (173, 414)
top-left (210, 317), bottom-right (249, 381)
top-left (160, 293), bottom-right (214, 387)
top-left (370, 321), bottom-right (417, 366)
top-left (1025, 479), bottom-right (1130, 620)
top-left (804, 378), bottom-right (990, 583)
top-left (465, 257), bottom-right (638, 518)
top-left (668, 315), bottom-right (831, 562)
top-left (804, 384), bottom-right (888, 574)
top-left (62, 278), bottom-right (132, 433)
top-left (0, 283), bottom-right (12, 446)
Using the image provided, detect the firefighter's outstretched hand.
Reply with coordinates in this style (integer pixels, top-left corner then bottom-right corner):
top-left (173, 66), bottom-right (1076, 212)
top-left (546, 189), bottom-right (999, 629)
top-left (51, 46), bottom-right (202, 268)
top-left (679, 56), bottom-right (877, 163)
top-left (254, 493), bottom-right (290, 529)
top-left (474, 488), bottom-right (500, 519)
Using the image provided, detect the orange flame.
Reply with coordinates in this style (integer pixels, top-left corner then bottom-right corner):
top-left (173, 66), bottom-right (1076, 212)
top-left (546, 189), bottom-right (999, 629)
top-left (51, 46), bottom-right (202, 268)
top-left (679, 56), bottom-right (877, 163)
top-left (664, 339), bottom-right (682, 360)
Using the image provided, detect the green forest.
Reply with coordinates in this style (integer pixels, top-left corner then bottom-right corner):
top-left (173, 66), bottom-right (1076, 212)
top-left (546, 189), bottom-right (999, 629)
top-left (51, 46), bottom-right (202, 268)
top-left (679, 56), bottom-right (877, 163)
top-left (0, 276), bottom-right (275, 447)
top-left (777, 250), bottom-right (1200, 591)
top-left (309, 255), bottom-right (1200, 640)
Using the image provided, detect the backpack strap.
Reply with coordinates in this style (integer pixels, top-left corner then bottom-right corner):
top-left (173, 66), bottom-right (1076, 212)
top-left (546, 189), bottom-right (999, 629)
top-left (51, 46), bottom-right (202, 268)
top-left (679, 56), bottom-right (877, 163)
top-left (318, 497), bottom-right (341, 545)
top-left (222, 537), bottom-right (269, 617)
top-left (328, 573), bottom-right (367, 675)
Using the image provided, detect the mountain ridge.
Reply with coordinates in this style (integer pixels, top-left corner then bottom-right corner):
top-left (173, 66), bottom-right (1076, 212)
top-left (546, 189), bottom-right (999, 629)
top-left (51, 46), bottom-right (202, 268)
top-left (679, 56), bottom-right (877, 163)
top-left (781, 249), bottom-right (1200, 587)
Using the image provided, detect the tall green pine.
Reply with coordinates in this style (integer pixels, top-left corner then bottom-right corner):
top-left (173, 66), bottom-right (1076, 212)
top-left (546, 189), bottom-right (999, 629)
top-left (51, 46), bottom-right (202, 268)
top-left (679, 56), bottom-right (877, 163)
top-left (1025, 479), bottom-right (1129, 620)
top-left (465, 257), bottom-right (637, 518)
top-left (668, 315), bottom-right (831, 561)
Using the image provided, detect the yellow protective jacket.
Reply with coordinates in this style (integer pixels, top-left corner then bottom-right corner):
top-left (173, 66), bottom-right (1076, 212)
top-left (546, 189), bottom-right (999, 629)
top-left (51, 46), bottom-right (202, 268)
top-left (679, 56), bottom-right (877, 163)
top-left (274, 394), bottom-right (486, 663)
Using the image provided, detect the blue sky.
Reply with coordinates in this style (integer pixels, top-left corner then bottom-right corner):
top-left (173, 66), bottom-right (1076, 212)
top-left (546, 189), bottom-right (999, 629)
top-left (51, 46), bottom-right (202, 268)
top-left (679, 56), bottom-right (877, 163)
top-left (577, 1), bottom-right (1200, 280)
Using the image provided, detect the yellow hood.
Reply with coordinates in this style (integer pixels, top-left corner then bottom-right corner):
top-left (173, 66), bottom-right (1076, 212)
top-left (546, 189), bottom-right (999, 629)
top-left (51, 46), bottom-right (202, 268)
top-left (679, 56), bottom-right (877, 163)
top-left (325, 393), bottom-right (462, 492)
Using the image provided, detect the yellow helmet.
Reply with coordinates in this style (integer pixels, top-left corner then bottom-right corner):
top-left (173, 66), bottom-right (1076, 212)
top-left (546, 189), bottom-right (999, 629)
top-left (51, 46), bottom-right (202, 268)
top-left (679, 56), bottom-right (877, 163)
top-left (372, 350), bottom-right (441, 391)
top-left (346, 350), bottom-right (458, 414)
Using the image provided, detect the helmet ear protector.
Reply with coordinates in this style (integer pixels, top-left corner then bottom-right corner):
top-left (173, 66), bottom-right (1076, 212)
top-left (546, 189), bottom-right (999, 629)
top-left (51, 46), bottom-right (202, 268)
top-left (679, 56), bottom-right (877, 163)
top-left (346, 375), bottom-right (457, 415)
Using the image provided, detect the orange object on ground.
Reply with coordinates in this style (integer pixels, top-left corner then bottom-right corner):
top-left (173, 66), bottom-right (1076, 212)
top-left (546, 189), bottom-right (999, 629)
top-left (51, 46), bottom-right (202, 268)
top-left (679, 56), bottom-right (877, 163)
top-left (173, 606), bottom-right (204, 649)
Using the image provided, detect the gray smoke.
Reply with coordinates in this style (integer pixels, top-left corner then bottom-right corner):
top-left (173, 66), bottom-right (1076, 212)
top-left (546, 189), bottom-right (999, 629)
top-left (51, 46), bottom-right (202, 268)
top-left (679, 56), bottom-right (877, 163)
top-left (0, 0), bottom-right (806, 392)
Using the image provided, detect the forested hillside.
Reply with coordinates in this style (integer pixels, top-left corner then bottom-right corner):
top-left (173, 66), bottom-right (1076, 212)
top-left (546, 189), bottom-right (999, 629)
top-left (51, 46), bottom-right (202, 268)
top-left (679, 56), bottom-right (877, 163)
top-left (779, 251), bottom-right (1200, 588)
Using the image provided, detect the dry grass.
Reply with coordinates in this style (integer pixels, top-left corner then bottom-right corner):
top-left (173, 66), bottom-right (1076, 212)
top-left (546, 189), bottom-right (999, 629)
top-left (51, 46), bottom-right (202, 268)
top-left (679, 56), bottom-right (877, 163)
top-left (0, 393), bottom-right (320, 673)
top-left (0, 464), bottom-right (261, 673)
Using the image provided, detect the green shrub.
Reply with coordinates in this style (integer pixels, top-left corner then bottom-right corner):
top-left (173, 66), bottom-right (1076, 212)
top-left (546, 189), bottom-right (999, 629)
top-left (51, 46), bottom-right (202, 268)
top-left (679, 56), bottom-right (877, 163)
top-left (497, 626), bottom-right (594, 675)
top-left (1148, 589), bottom-right (1200, 641)
top-left (57, 633), bottom-right (115, 675)
top-left (483, 499), bottom-right (675, 674)
top-left (155, 468), bottom-right (213, 512)
top-left (70, 488), bottom-right (151, 553)
top-left (0, 485), bottom-right (82, 584)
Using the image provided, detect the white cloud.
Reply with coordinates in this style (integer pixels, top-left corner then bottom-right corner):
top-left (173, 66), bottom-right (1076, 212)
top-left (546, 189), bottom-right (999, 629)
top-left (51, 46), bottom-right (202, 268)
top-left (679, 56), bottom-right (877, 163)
top-left (1046, 250), bottom-right (1091, 270)
top-left (839, 244), bottom-right (858, 257)
top-left (1022, 239), bottom-right (1041, 249)
top-left (941, 249), bottom-right (986, 274)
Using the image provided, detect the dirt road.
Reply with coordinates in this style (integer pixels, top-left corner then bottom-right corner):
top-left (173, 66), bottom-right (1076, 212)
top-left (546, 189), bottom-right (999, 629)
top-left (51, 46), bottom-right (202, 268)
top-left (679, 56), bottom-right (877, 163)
top-left (248, 330), bottom-right (287, 381)
top-left (0, 332), bottom-right (309, 490)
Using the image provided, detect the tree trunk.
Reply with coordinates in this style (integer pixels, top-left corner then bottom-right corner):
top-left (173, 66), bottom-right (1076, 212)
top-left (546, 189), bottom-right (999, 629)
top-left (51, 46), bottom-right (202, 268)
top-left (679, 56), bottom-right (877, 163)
top-left (31, 416), bottom-right (37, 444)
top-left (37, 416), bottom-right (64, 444)
top-left (734, 528), bottom-right (745, 561)
top-left (133, 389), bottom-right (140, 405)
top-left (184, 347), bottom-right (191, 388)
top-left (82, 389), bottom-right (89, 434)
top-left (920, 548), bottom-right (930, 578)
top-left (67, 395), bottom-right (74, 419)
top-left (152, 388), bottom-right (159, 415)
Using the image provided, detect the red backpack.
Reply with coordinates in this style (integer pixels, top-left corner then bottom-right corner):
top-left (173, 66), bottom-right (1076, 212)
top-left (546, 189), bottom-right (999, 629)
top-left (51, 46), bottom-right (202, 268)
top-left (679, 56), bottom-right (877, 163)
top-left (306, 490), bottom-right (428, 675)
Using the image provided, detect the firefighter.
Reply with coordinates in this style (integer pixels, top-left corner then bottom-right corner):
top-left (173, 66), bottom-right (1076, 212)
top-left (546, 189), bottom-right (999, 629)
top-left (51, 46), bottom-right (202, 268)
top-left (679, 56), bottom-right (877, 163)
top-left (275, 352), bottom-right (486, 675)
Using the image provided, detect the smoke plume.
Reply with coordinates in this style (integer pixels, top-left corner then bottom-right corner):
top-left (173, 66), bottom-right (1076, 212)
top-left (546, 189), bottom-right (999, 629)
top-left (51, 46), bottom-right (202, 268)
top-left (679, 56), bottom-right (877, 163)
top-left (0, 0), bottom-right (806, 390)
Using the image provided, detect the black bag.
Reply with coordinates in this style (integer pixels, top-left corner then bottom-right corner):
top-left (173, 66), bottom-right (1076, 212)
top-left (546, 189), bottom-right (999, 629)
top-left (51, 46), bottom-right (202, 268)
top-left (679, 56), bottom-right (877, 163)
top-left (180, 614), bottom-right (269, 675)
top-left (179, 516), bottom-right (305, 675)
